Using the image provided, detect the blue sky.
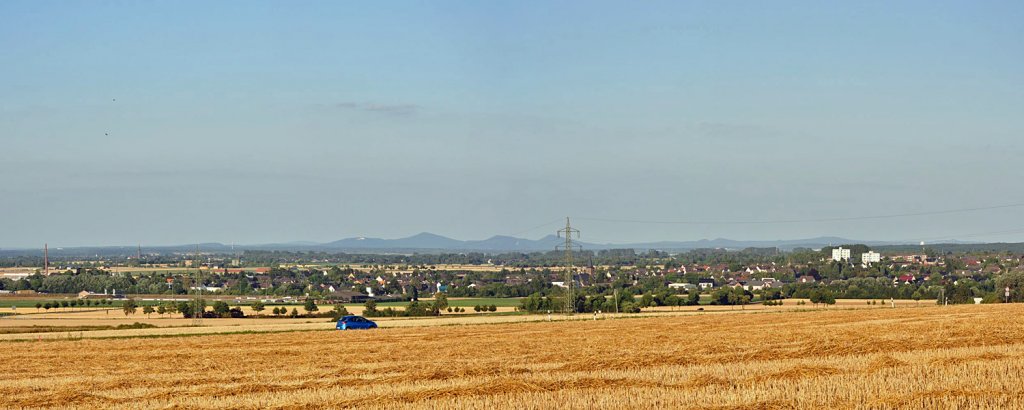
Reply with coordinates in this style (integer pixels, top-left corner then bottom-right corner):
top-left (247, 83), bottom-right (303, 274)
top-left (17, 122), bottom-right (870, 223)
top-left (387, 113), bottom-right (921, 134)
top-left (2, 1), bottom-right (1023, 247)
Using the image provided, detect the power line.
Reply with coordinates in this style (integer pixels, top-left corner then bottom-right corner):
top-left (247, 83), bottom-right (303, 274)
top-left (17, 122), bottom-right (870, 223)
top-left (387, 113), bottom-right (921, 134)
top-left (578, 202), bottom-right (1024, 226)
top-left (915, 227), bottom-right (1024, 243)
top-left (502, 218), bottom-right (565, 238)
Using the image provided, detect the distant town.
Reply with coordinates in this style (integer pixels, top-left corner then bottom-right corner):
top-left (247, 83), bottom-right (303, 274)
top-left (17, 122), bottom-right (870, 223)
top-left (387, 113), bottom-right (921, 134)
top-left (3, 241), bottom-right (1022, 312)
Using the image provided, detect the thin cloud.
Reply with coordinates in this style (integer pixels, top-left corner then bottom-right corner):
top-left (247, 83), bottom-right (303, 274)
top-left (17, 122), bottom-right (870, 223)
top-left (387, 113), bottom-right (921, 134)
top-left (335, 101), bottom-right (420, 116)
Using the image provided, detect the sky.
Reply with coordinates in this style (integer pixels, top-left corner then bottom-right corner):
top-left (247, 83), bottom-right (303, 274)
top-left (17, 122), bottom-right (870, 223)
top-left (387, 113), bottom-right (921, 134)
top-left (2, 1), bottom-right (1023, 248)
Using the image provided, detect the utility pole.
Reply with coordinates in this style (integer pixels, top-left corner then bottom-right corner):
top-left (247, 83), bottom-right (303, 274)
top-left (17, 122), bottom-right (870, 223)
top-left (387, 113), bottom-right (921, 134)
top-left (43, 243), bottom-right (49, 276)
top-left (557, 217), bottom-right (580, 315)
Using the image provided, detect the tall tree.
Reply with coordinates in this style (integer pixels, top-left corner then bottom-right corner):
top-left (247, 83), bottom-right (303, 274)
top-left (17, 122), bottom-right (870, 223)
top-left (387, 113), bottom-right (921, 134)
top-left (122, 298), bottom-right (138, 316)
top-left (303, 298), bottom-right (319, 314)
top-left (433, 292), bottom-right (448, 311)
top-left (251, 301), bottom-right (265, 317)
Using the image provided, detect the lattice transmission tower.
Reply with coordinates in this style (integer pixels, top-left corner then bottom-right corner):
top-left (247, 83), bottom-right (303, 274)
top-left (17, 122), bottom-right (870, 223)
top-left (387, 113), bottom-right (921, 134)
top-left (556, 217), bottom-right (581, 315)
top-left (192, 245), bottom-right (203, 326)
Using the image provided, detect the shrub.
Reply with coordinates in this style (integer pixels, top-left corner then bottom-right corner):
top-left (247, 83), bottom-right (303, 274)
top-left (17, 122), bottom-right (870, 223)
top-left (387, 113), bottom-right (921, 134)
top-left (331, 304), bottom-right (350, 319)
top-left (114, 322), bottom-right (157, 330)
top-left (363, 300), bottom-right (378, 317)
top-left (212, 301), bottom-right (230, 318)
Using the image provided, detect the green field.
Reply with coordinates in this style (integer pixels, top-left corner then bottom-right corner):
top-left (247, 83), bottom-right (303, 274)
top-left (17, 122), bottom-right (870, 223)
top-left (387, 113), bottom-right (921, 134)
top-left (1, 299), bottom-right (130, 308)
top-left (3, 296), bottom-right (530, 312)
top-left (0, 299), bottom-right (106, 309)
top-left (370, 297), bottom-right (523, 308)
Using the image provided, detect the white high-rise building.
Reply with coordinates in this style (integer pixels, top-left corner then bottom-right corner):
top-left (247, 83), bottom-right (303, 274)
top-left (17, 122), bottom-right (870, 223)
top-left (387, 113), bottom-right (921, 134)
top-left (831, 247), bottom-right (851, 262)
top-left (861, 251), bottom-right (881, 265)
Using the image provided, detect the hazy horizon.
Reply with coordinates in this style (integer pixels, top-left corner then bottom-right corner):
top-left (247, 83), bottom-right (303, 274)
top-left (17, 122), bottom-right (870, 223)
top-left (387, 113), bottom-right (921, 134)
top-left (3, 1), bottom-right (1023, 248)
top-left (0, 227), bottom-right (1007, 250)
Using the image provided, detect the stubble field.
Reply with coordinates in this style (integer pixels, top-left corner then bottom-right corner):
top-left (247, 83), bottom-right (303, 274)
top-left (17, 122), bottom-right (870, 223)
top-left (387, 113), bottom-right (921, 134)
top-left (2, 304), bottom-right (1024, 409)
top-left (0, 298), bottom-right (919, 340)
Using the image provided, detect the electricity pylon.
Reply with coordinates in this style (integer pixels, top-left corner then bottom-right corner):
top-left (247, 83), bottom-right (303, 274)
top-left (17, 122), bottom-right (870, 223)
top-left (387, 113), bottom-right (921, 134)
top-left (557, 217), bottom-right (581, 315)
top-left (192, 245), bottom-right (203, 326)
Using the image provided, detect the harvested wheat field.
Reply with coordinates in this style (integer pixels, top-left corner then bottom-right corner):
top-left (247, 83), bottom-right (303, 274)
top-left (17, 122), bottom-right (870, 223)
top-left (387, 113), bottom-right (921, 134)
top-left (3, 304), bottom-right (1024, 409)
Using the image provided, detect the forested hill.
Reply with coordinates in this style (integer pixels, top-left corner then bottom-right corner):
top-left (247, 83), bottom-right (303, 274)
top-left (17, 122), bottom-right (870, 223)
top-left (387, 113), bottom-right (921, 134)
top-left (874, 242), bottom-right (1024, 254)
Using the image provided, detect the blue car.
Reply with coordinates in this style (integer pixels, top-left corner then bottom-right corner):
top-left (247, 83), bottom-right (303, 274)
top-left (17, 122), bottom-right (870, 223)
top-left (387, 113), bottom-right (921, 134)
top-left (336, 315), bottom-right (377, 330)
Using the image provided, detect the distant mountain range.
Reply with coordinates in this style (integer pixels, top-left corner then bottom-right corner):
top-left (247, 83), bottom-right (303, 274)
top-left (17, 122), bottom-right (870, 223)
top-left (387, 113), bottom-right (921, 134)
top-left (320, 233), bottom-right (924, 252)
top-left (264, 233), bottom-right (910, 252)
top-left (323, 232), bottom-right (567, 252)
top-left (0, 233), bottom-right (989, 257)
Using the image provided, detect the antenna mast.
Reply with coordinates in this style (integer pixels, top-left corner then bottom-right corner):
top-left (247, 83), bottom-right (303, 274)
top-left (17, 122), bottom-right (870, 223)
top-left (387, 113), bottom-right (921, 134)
top-left (556, 217), bottom-right (581, 315)
top-left (44, 243), bottom-right (49, 276)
